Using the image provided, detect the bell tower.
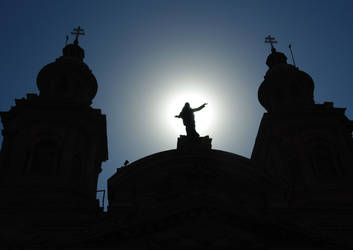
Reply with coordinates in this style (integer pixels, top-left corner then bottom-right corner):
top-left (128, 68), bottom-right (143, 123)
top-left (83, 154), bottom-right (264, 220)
top-left (0, 27), bottom-right (108, 241)
top-left (252, 36), bottom-right (353, 194)
top-left (252, 36), bottom-right (353, 241)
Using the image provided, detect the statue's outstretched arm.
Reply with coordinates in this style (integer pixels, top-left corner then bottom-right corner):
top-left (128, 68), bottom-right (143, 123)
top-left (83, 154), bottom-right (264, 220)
top-left (175, 110), bottom-right (183, 118)
top-left (192, 103), bottom-right (207, 112)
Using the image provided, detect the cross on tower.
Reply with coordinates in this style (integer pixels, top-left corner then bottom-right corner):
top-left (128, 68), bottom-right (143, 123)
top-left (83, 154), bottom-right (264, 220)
top-left (265, 35), bottom-right (277, 50)
top-left (71, 26), bottom-right (85, 43)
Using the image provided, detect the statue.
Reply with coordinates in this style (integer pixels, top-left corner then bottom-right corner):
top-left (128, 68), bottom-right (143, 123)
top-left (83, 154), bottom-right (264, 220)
top-left (175, 102), bottom-right (207, 137)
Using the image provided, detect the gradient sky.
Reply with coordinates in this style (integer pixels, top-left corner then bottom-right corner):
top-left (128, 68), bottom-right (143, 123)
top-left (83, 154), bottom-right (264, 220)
top-left (1, 0), bottom-right (353, 208)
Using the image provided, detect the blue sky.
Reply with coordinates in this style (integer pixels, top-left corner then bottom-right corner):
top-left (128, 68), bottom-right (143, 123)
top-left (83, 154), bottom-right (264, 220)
top-left (1, 0), bottom-right (352, 208)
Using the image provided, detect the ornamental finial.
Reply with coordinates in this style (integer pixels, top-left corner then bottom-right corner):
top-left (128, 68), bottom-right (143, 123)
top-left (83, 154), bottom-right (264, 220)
top-left (265, 35), bottom-right (277, 52)
top-left (71, 26), bottom-right (85, 44)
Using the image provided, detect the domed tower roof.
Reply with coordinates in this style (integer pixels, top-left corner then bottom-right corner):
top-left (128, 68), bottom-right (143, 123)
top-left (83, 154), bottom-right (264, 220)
top-left (36, 27), bottom-right (97, 104)
top-left (108, 148), bottom-right (270, 220)
top-left (265, 47), bottom-right (287, 68)
top-left (258, 36), bottom-right (314, 113)
top-left (62, 40), bottom-right (85, 60)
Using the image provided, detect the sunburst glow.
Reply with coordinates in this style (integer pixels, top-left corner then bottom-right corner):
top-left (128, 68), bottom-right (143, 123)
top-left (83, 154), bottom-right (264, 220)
top-left (155, 78), bottom-right (224, 139)
top-left (127, 58), bottom-right (247, 152)
top-left (167, 92), bottom-right (214, 136)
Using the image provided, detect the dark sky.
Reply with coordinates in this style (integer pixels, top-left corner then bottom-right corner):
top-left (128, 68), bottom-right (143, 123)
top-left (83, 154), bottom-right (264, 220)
top-left (1, 0), bottom-right (353, 208)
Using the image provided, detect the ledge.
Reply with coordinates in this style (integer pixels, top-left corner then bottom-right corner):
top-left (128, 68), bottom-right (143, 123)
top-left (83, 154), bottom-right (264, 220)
top-left (177, 135), bottom-right (212, 153)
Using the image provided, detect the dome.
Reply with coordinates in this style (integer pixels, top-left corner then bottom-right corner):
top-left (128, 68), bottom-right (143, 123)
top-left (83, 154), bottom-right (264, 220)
top-left (108, 149), bottom-right (270, 218)
top-left (258, 49), bottom-right (314, 113)
top-left (36, 41), bottom-right (97, 104)
top-left (265, 48), bottom-right (287, 68)
top-left (62, 41), bottom-right (85, 60)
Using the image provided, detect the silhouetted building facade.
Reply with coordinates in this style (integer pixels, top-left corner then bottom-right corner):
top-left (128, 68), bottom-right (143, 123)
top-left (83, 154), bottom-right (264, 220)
top-left (252, 46), bottom-right (353, 247)
top-left (0, 35), bottom-right (352, 249)
top-left (0, 35), bottom-right (108, 248)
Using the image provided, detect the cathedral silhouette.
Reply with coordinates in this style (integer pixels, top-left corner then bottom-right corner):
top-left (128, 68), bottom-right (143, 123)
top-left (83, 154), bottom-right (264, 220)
top-left (0, 30), bottom-right (352, 249)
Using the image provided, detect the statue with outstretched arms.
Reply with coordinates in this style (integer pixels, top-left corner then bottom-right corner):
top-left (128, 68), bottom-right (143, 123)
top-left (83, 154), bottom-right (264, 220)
top-left (175, 102), bottom-right (207, 137)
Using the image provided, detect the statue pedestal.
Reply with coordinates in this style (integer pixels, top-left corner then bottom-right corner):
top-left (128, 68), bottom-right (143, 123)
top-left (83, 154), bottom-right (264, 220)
top-left (177, 135), bottom-right (212, 153)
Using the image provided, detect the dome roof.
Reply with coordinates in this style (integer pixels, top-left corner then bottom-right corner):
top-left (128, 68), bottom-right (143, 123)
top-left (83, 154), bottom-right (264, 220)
top-left (36, 41), bottom-right (97, 104)
top-left (265, 48), bottom-right (287, 68)
top-left (62, 41), bottom-right (85, 60)
top-left (258, 49), bottom-right (314, 113)
top-left (108, 149), bottom-right (270, 216)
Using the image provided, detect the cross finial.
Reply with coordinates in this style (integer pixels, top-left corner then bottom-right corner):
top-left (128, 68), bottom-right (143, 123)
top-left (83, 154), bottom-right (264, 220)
top-left (71, 26), bottom-right (85, 43)
top-left (265, 35), bottom-right (277, 51)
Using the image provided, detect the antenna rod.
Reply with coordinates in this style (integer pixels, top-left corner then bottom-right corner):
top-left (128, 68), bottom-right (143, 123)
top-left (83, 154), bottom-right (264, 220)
top-left (65, 35), bottom-right (68, 46)
top-left (288, 44), bottom-right (296, 67)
